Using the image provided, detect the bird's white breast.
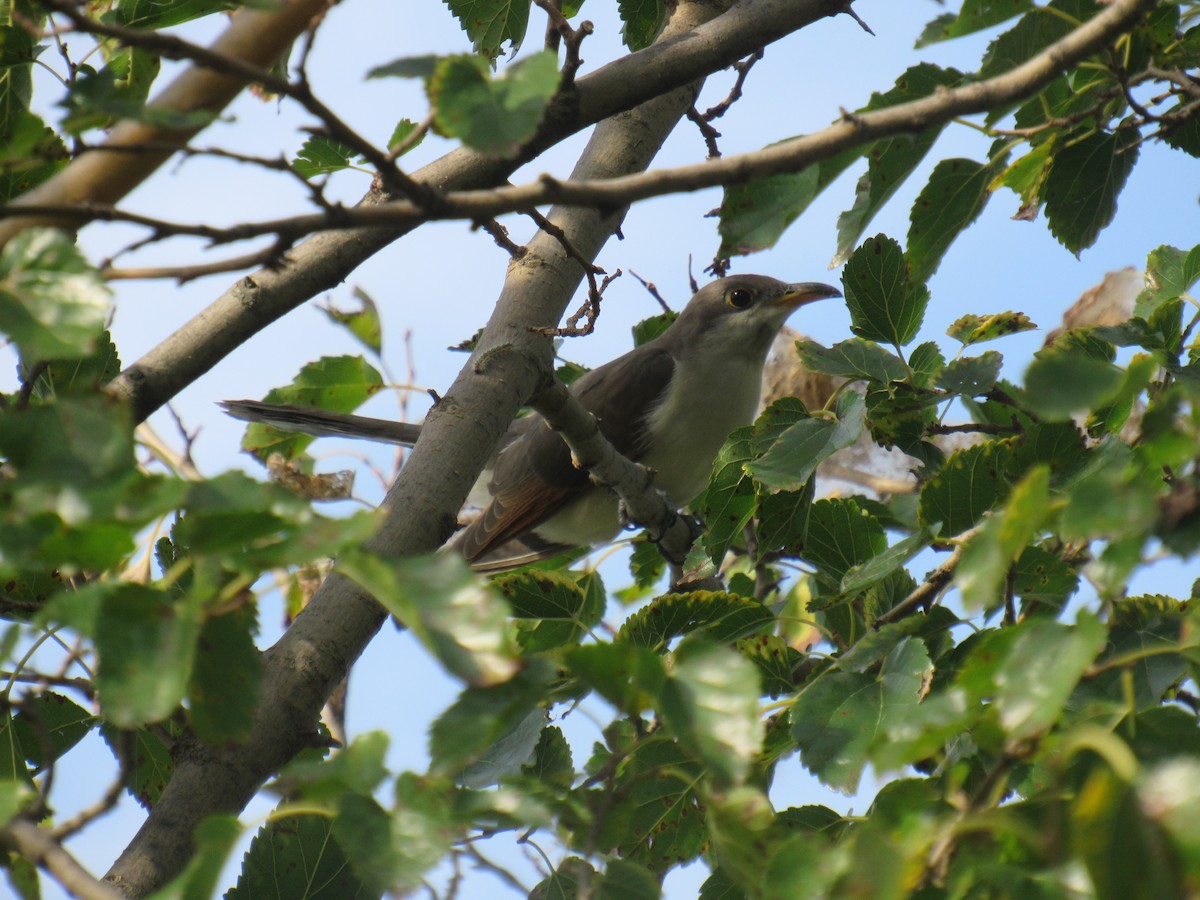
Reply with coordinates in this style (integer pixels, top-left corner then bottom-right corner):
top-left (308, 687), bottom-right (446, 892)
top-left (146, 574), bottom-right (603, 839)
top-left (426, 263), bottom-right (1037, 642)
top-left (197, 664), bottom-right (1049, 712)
top-left (640, 353), bottom-right (763, 505)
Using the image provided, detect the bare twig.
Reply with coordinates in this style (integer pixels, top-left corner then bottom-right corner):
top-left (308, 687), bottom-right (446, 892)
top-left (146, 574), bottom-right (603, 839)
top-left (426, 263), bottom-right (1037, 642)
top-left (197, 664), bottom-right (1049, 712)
top-left (476, 219), bottom-right (528, 260)
top-left (0, 818), bottom-right (126, 900)
top-left (872, 529), bottom-right (980, 628)
top-left (103, 244), bottom-right (293, 283)
top-left (628, 269), bottom-right (673, 312)
top-left (686, 105), bottom-right (723, 157)
top-left (526, 208), bottom-right (613, 336)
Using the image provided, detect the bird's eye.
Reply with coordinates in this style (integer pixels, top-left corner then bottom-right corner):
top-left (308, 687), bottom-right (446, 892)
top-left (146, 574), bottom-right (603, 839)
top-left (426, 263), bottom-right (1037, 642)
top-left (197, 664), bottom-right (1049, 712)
top-left (726, 288), bottom-right (754, 309)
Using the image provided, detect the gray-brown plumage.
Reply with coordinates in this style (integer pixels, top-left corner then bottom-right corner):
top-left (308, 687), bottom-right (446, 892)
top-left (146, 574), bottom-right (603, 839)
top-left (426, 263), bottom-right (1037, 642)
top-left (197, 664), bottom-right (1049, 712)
top-left (223, 275), bottom-right (841, 571)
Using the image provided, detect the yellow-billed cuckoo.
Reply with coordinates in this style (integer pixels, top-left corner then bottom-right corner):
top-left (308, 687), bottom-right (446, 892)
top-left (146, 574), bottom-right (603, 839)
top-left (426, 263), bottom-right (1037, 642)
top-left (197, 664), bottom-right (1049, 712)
top-left (222, 275), bottom-right (840, 571)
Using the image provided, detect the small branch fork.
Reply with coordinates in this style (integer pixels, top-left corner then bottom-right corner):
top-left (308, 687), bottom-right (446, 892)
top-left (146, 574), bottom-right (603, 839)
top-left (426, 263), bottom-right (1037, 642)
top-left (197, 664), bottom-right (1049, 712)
top-left (526, 209), bottom-right (620, 337)
top-left (533, 0), bottom-right (592, 86)
top-left (529, 378), bottom-right (699, 564)
top-left (687, 49), bottom-right (765, 158)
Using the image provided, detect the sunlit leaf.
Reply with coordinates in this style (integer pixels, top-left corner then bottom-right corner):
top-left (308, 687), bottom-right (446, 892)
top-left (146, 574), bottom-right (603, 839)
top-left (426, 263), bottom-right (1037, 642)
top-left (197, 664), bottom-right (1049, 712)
top-left (429, 51), bottom-right (558, 155)
top-left (841, 235), bottom-right (929, 347)
top-left (444, 0), bottom-right (531, 59)
top-left (907, 157), bottom-right (995, 282)
top-left (1044, 127), bottom-right (1139, 255)
top-left (0, 228), bottom-right (110, 362)
top-left (658, 639), bottom-right (762, 787)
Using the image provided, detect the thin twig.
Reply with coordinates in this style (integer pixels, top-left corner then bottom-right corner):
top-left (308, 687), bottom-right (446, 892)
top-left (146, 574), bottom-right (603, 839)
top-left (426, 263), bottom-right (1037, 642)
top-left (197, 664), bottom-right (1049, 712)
top-left (628, 269), bottom-right (673, 312)
top-left (0, 817), bottom-right (126, 900)
top-left (872, 530), bottom-right (979, 628)
top-left (476, 219), bottom-right (528, 260)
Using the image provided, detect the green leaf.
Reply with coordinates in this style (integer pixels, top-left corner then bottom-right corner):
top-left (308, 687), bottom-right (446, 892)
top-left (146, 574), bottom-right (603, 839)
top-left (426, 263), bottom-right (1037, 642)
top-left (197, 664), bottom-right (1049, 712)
top-left (737, 634), bottom-right (804, 698)
top-left (495, 569), bottom-right (604, 652)
top-left (599, 737), bottom-right (707, 872)
top-left (717, 147), bottom-right (861, 257)
top-left (0, 111), bottom-right (69, 203)
top-left (227, 813), bottom-right (370, 899)
top-left (443, 0), bottom-right (531, 59)
top-left (754, 481), bottom-right (815, 557)
top-left (617, 0), bottom-right (665, 50)
top-left (617, 592), bottom-right (774, 650)
top-left (838, 606), bottom-right (960, 672)
top-left (367, 55), bottom-right (439, 79)
top-left (387, 117), bottom-right (424, 155)
top-left (0, 711), bottom-right (35, 810)
top-left (918, 441), bottom-right (1014, 537)
top-left (934, 350), bottom-right (1003, 396)
top-left (1044, 127), bottom-right (1139, 254)
top-left (698, 399), bottom-right (813, 561)
top-left (427, 668), bottom-right (550, 777)
top-left (981, 0), bottom-right (1100, 79)
top-left (239, 355), bottom-right (384, 461)
top-left (23, 329), bottom-right (121, 400)
top-left (657, 639), bottom-right (762, 787)
top-left (794, 339), bottom-right (908, 383)
top-left (187, 602), bottom-right (261, 743)
top-left (292, 135), bottom-right (359, 179)
top-left (747, 391), bottom-right (865, 492)
top-left (994, 615), bottom-right (1106, 740)
top-left (457, 705), bottom-right (546, 788)
top-left (1023, 352), bottom-right (1123, 419)
top-left (99, 722), bottom-right (177, 809)
top-left (990, 136), bottom-right (1056, 217)
top-left (566, 642), bottom-right (665, 713)
top-left (429, 51), bottom-right (558, 156)
top-left (1137, 243), bottom-right (1200, 316)
top-left (63, 48), bottom-right (212, 134)
top-left (522, 725), bottom-right (573, 787)
top-left (946, 312), bottom-right (1037, 346)
top-left (93, 584), bottom-right (200, 727)
top-left (838, 527), bottom-right (935, 598)
top-left (338, 550), bottom-right (520, 687)
top-left (915, 0), bottom-right (1032, 47)
top-left (955, 465), bottom-right (1051, 610)
top-left (0, 228), bottom-right (111, 361)
top-left (111, 0), bottom-right (234, 30)
top-left (632, 310), bottom-right (677, 346)
top-left (698, 426), bottom-right (757, 562)
top-left (319, 287), bottom-right (383, 355)
top-left (1059, 440), bottom-right (1158, 541)
top-left (841, 235), bottom-right (929, 347)
top-left (791, 639), bottom-right (931, 792)
top-left (1012, 545), bottom-right (1079, 615)
top-left (908, 341), bottom-right (946, 387)
top-left (11, 692), bottom-right (94, 768)
top-left (797, 498), bottom-right (887, 581)
top-left (907, 158), bottom-right (995, 282)
top-left (834, 66), bottom-right (964, 263)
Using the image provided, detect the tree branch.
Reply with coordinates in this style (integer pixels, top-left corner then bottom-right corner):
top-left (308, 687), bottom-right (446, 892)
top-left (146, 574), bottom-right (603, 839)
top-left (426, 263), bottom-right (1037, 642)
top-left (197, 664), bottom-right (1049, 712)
top-left (0, 818), bottom-right (126, 900)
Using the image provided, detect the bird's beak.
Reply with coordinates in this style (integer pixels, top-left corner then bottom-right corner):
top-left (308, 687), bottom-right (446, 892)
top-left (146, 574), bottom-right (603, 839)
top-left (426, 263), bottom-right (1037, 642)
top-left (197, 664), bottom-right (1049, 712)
top-left (773, 282), bottom-right (843, 309)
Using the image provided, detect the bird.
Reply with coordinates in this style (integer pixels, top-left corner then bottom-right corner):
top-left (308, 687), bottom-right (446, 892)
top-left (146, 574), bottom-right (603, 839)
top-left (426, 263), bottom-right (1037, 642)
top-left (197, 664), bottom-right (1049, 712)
top-left (222, 275), bottom-right (841, 571)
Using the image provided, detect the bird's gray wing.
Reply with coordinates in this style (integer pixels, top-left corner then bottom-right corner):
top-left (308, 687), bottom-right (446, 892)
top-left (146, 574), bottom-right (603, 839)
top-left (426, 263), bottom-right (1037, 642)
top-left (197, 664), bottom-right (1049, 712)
top-left (456, 345), bottom-right (678, 566)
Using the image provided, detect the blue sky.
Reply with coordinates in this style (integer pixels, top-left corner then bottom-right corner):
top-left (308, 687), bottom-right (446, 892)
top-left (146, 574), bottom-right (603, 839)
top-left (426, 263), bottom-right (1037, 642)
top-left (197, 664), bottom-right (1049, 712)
top-left (8, 1), bottom-right (1200, 896)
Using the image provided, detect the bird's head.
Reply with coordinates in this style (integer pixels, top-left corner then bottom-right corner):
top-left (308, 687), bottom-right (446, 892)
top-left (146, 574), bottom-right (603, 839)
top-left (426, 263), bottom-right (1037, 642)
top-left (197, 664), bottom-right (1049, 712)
top-left (670, 275), bottom-right (842, 362)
